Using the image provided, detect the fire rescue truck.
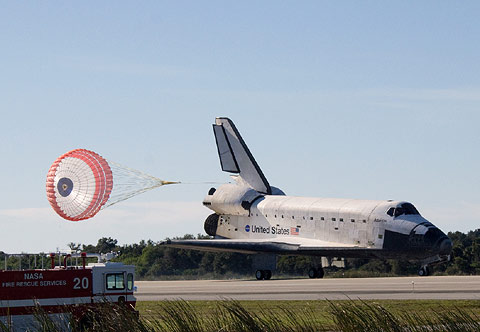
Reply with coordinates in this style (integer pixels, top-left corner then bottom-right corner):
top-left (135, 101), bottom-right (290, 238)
top-left (0, 252), bottom-right (136, 331)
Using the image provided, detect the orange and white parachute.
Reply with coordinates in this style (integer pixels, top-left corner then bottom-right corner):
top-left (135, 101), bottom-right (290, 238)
top-left (46, 149), bottom-right (178, 221)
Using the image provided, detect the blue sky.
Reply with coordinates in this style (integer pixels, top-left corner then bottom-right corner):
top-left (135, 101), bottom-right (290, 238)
top-left (0, 1), bottom-right (479, 252)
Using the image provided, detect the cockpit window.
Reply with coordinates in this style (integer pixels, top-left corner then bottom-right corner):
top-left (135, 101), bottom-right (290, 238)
top-left (394, 207), bottom-right (405, 217)
top-left (402, 203), bottom-right (419, 215)
top-left (386, 203), bottom-right (420, 218)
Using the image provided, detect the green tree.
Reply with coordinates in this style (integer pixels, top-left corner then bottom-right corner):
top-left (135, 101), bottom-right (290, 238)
top-left (70, 229), bottom-right (480, 279)
top-left (96, 237), bottom-right (118, 253)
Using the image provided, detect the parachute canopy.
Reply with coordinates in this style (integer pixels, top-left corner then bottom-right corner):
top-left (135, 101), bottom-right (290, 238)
top-left (46, 149), bottom-right (177, 221)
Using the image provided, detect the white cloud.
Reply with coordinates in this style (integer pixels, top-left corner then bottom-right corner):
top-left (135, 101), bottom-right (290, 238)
top-left (0, 201), bottom-right (211, 253)
top-left (2, 199), bottom-right (477, 253)
top-left (0, 207), bottom-right (52, 219)
top-left (97, 201), bottom-right (210, 227)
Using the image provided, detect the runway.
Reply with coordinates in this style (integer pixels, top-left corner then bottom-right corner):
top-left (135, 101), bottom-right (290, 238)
top-left (135, 276), bottom-right (480, 301)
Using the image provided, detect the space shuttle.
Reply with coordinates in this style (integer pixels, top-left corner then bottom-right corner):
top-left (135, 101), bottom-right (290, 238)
top-left (164, 117), bottom-right (452, 279)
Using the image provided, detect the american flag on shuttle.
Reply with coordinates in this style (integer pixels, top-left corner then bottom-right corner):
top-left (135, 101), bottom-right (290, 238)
top-left (291, 227), bottom-right (299, 235)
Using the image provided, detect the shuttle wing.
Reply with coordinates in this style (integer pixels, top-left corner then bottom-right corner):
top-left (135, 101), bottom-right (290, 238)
top-left (161, 237), bottom-right (379, 257)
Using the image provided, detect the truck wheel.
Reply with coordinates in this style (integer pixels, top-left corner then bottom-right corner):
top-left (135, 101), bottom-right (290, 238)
top-left (264, 270), bottom-right (272, 280)
top-left (317, 267), bottom-right (325, 279)
top-left (308, 268), bottom-right (318, 278)
top-left (255, 270), bottom-right (265, 280)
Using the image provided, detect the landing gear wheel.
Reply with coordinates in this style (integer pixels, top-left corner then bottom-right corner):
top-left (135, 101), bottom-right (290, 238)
top-left (317, 267), bottom-right (325, 279)
top-left (418, 266), bottom-right (430, 276)
top-left (308, 267), bottom-right (324, 279)
top-left (264, 270), bottom-right (272, 280)
top-left (255, 270), bottom-right (265, 280)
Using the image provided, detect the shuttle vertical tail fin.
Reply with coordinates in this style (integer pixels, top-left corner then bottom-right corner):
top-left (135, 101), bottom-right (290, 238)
top-left (213, 117), bottom-right (272, 194)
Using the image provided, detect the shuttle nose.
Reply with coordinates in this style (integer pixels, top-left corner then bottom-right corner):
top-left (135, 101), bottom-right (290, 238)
top-left (423, 227), bottom-right (452, 255)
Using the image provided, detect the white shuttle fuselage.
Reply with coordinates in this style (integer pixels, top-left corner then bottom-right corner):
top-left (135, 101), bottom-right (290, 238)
top-left (211, 194), bottom-right (392, 249)
top-left (165, 117), bottom-right (452, 278)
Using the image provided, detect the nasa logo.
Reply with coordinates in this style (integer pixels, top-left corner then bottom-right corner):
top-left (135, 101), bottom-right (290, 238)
top-left (24, 272), bottom-right (44, 280)
top-left (245, 225), bottom-right (250, 232)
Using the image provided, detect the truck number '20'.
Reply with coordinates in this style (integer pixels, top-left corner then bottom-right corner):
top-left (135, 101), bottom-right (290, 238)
top-left (73, 277), bottom-right (89, 289)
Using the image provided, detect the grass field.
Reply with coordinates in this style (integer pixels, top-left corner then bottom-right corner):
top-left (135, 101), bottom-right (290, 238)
top-left (134, 299), bottom-right (480, 331)
top-left (4, 300), bottom-right (480, 331)
top-left (137, 299), bottom-right (480, 318)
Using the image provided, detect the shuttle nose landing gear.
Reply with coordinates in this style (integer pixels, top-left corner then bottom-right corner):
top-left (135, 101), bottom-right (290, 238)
top-left (255, 270), bottom-right (272, 280)
top-left (308, 267), bottom-right (324, 279)
top-left (417, 254), bottom-right (450, 276)
top-left (418, 266), bottom-right (431, 276)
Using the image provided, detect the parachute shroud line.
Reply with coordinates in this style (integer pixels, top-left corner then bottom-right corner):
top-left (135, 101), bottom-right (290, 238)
top-left (46, 149), bottom-right (179, 221)
top-left (103, 161), bottom-right (179, 209)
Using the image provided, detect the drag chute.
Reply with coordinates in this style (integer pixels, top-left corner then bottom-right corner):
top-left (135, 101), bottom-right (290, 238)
top-left (46, 149), bottom-right (178, 221)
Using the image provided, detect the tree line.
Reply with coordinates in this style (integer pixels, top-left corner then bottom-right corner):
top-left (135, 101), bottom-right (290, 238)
top-left (67, 229), bottom-right (480, 279)
top-left (1, 230), bottom-right (478, 278)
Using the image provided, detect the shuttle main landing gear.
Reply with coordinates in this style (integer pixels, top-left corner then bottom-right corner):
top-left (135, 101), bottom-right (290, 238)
top-left (255, 269), bottom-right (272, 280)
top-left (308, 267), bottom-right (324, 279)
top-left (253, 254), bottom-right (276, 280)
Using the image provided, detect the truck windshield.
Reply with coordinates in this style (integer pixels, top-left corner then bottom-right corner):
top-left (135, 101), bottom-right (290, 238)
top-left (106, 273), bottom-right (125, 290)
